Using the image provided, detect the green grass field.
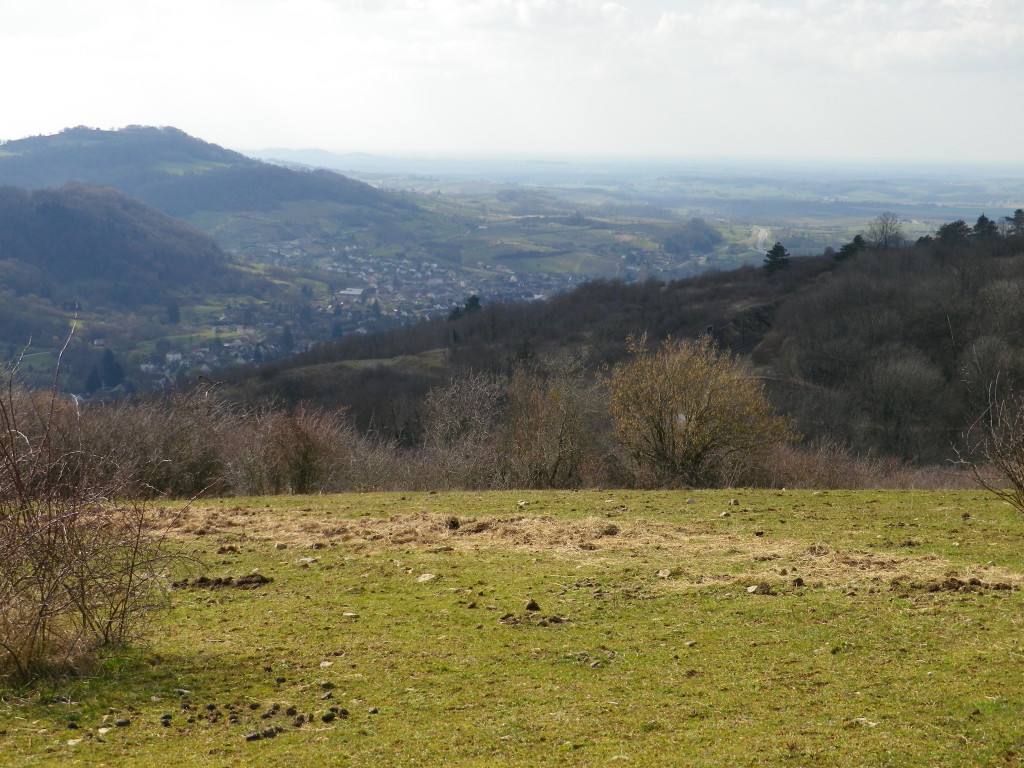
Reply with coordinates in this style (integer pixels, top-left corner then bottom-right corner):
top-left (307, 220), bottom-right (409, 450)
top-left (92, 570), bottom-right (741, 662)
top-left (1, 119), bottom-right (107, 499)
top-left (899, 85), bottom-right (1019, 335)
top-left (3, 490), bottom-right (1024, 766)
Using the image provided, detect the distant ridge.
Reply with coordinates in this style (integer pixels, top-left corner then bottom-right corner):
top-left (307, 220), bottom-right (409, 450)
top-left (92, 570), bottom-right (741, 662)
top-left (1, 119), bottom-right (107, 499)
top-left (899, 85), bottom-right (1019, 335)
top-left (0, 125), bottom-right (393, 217)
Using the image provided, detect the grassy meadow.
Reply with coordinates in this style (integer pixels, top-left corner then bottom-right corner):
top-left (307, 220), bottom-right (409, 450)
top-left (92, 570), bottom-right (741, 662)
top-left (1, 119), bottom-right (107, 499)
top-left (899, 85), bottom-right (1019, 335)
top-left (3, 489), bottom-right (1024, 766)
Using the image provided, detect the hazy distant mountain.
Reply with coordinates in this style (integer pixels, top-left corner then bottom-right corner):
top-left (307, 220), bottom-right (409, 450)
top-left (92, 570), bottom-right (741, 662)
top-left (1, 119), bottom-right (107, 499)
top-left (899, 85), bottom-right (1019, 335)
top-left (0, 126), bottom-right (393, 216)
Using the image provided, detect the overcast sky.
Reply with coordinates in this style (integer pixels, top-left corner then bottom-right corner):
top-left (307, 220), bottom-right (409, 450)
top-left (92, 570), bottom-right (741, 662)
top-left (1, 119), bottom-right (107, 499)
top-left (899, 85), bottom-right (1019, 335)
top-left (3, 0), bottom-right (1022, 164)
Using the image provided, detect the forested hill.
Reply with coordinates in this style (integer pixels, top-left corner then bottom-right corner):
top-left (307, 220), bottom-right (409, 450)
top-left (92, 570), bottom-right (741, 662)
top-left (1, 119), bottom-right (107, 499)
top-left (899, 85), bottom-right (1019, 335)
top-left (0, 183), bottom-right (228, 294)
top-left (0, 125), bottom-right (397, 217)
top-left (227, 216), bottom-right (1024, 463)
top-left (0, 183), bottom-right (284, 352)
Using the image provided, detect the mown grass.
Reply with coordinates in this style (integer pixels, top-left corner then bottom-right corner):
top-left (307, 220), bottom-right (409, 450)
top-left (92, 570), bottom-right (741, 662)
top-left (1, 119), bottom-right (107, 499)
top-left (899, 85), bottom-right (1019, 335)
top-left (3, 490), bottom-right (1024, 766)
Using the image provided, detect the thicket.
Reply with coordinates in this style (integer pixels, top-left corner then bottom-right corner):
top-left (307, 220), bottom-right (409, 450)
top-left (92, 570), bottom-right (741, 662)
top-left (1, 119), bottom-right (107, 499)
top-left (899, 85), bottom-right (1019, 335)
top-left (0, 368), bottom-right (186, 684)
top-left (61, 347), bottom-right (979, 497)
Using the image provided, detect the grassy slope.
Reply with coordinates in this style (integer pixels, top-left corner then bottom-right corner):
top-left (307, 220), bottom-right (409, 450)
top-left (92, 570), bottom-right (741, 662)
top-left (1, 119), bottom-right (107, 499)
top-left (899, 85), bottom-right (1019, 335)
top-left (3, 489), bottom-right (1024, 766)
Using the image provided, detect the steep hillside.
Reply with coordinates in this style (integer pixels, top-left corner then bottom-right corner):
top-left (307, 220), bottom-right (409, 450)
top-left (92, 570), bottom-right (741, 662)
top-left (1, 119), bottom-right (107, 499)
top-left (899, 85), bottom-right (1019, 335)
top-left (0, 183), bottom-right (299, 388)
top-left (0, 183), bottom-right (229, 302)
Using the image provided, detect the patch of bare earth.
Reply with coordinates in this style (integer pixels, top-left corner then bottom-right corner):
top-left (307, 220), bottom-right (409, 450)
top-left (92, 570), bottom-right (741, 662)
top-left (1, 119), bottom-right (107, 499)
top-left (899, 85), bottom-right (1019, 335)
top-left (155, 507), bottom-right (1024, 592)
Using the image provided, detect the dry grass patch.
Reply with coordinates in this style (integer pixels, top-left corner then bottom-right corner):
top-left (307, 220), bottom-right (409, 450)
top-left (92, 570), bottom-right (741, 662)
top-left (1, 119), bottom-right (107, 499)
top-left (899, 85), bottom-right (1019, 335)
top-left (157, 500), bottom-right (1024, 594)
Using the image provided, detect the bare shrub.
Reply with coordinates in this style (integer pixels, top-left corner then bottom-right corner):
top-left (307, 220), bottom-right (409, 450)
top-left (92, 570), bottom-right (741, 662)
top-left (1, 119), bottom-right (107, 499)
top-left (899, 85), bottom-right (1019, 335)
top-left (962, 388), bottom-right (1024, 510)
top-left (500, 361), bottom-right (601, 489)
top-left (608, 335), bottom-right (796, 487)
top-left (420, 371), bottom-right (507, 489)
top-left (0, 371), bottom-right (182, 684)
top-left (223, 405), bottom-right (362, 495)
top-left (77, 386), bottom-right (233, 498)
top-left (761, 442), bottom-right (978, 490)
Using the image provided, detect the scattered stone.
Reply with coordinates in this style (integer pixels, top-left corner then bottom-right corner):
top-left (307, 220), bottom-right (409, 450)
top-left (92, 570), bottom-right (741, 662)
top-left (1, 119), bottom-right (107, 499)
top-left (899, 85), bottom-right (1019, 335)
top-left (686, 499), bottom-right (695, 504)
top-left (368, 707), bottom-right (379, 714)
top-left (321, 692), bottom-right (334, 700)
top-left (276, 677), bottom-right (287, 684)
top-left (517, 500), bottom-right (529, 507)
top-left (173, 688), bottom-right (191, 697)
top-left (342, 612), bottom-right (359, 618)
top-left (261, 727), bottom-right (279, 739)
top-left (417, 573), bottom-right (438, 583)
top-left (320, 661), bottom-right (334, 669)
top-left (275, 542), bottom-right (287, 551)
top-left (245, 732), bottom-right (262, 742)
top-left (793, 577), bottom-right (805, 587)
top-left (297, 557), bottom-right (318, 566)
top-left (729, 499), bottom-right (739, 506)
top-left (656, 569), bottom-right (673, 579)
top-left (718, 511), bottom-right (731, 518)
top-left (683, 640), bottom-right (697, 648)
top-left (747, 582), bottom-right (774, 595)
top-left (321, 712), bottom-right (336, 723)
top-left (754, 530), bottom-right (765, 537)
top-left (525, 599), bottom-right (541, 612)
top-left (114, 718), bottom-right (131, 727)
top-left (97, 727), bottom-right (112, 736)
top-left (293, 716), bottom-right (306, 728)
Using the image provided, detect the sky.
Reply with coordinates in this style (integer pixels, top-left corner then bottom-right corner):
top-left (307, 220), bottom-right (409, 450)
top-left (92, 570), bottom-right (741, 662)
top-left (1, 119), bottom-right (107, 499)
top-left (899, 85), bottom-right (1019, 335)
top-left (3, 0), bottom-right (1023, 164)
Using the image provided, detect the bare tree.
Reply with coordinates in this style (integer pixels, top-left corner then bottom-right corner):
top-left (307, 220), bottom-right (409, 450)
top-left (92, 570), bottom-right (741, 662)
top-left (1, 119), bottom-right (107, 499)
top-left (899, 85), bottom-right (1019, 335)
top-left (867, 212), bottom-right (904, 250)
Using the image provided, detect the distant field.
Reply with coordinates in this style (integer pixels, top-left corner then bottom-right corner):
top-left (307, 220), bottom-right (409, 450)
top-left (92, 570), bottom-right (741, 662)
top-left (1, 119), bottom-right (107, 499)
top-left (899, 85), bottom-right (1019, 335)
top-left (4, 489), bottom-right (1024, 767)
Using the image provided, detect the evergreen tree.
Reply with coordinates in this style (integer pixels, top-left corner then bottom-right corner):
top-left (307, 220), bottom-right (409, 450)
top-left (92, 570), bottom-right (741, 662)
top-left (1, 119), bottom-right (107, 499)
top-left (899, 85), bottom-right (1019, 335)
top-left (84, 365), bottom-right (102, 394)
top-left (280, 324), bottom-right (295, 353)
top-left (100, 348), bottom-right (125, 388)
top-left (974, 213), bottom-right (999, 240)
top-left (835, 234), bottom-right (867, 261)
top-left (763, 242), bottom-right (791, 275)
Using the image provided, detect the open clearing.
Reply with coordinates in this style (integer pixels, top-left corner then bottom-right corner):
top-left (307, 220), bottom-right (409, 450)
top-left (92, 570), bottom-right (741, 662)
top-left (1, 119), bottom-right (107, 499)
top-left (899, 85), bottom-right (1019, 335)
top-left (4, 489), bottom-right (1024, 766)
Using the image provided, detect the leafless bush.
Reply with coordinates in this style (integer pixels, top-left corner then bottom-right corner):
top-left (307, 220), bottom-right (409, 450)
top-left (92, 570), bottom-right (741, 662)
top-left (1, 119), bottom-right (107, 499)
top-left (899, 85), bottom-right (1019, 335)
top-left (420, 371), bottom-right (507, 489)
top-left (77, 386), bottom-right (233, 498)
top-left (223, 405), bottom-right (363, 495)
top-left (761, 442), bottom-right (978, 490)
top-left (500, 362), bottom-right (601, 489)
top-left (0, 370), bottom-right (182, 684)
top-left (962, 388), bottom-right (1024, 510)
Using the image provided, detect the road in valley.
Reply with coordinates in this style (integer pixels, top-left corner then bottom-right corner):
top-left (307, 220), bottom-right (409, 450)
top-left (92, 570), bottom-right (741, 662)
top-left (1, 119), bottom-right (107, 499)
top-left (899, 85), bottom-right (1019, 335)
top-left (752, 226), bottom-right (771, 252)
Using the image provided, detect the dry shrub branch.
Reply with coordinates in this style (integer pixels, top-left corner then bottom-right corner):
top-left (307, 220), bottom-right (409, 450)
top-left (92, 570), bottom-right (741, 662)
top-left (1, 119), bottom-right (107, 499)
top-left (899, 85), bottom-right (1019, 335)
top-left (0, 366), bottom-right (183, 684)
